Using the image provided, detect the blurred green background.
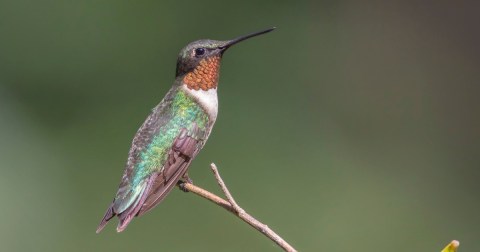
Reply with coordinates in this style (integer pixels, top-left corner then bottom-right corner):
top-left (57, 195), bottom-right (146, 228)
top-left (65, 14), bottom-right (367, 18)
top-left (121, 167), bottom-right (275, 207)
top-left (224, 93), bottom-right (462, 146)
top-left (0, 0), bottom-right (478, 251)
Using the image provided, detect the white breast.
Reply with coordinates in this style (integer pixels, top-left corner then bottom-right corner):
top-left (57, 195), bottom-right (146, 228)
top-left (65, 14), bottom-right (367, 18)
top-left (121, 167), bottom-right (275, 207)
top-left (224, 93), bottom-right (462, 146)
top-left (181, 85), bottom-right (218, 121)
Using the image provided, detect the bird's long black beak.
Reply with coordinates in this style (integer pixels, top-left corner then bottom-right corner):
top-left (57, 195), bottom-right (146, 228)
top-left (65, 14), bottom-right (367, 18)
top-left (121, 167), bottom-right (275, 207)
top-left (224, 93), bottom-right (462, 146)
top-left (218, 27), bottom-right (276, 52)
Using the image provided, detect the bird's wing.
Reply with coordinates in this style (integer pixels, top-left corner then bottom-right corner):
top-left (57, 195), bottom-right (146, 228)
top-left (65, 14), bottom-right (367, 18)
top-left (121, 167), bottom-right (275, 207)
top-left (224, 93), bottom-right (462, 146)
top-left (97, 92), bottom-right (175, 233)
top-left (97, 123), bottom-right (206, 233)
top-left (137, 125), bottom-right (204, 216)
top-left (96, 87), bottom-right (210, 233)
top-left (112, 89), bottom-right (177, 215)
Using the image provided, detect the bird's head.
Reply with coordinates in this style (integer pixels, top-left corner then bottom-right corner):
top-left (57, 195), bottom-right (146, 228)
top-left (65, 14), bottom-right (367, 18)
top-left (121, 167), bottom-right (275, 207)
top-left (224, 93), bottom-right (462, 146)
top-left (175, 27), bottom-right (275, 91)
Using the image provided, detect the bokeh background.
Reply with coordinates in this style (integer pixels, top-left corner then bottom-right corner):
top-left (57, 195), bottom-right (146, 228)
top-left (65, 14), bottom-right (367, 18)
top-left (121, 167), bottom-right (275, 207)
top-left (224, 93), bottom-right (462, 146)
top-left (0, 0), bottom-right (478, 251)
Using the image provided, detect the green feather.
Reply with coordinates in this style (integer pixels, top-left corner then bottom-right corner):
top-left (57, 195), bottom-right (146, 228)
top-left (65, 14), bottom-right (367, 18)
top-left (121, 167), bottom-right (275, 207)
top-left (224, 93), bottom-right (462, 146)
top-left (115, 89), bottom-right (209, 213)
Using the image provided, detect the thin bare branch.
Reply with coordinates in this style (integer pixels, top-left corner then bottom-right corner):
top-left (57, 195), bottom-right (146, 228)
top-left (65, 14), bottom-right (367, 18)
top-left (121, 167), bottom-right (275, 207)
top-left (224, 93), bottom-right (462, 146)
top-left (210, 163), bottom-right (243, 214)
top-left (178, 163), bottom-right (297, 252)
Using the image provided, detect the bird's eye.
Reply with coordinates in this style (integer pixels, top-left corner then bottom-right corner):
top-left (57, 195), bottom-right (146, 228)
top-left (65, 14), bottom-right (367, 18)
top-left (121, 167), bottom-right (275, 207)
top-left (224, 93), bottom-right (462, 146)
top-left (195, 48), bottom-right (205, 56)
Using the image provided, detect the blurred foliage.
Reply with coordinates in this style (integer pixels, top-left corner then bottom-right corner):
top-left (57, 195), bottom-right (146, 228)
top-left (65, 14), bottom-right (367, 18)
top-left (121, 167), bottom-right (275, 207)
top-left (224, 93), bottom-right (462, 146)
top-left (0, 0), bottom-right (479, 251)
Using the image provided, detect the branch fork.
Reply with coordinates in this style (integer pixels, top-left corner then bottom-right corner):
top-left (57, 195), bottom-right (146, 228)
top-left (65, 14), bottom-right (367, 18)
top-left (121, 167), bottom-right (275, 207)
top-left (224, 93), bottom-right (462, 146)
top-left (178, 163), bottom-right (297, 252)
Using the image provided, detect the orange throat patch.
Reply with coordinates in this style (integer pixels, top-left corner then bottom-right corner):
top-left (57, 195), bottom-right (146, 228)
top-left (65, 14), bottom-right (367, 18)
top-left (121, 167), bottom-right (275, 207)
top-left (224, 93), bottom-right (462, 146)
top-left (183, 56), bottom-right (220, 91)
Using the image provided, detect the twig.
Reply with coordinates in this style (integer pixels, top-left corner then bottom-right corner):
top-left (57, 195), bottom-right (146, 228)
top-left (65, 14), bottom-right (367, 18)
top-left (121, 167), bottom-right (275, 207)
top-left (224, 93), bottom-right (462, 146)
top-left (179, 163), bottom-right (297, 252)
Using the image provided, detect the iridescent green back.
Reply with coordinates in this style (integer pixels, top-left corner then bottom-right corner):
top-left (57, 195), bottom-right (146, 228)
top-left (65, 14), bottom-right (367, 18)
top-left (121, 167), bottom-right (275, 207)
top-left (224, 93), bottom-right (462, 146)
top-left (113, 87), bottom-right (209, 213)
top-left (133, 90), bottom-right (208, 184)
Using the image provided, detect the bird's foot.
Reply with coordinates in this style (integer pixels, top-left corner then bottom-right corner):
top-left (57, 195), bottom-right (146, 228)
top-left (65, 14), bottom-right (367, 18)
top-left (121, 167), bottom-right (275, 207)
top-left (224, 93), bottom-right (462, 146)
top-left (178, 173), bottom-right (193, 192)
top-left (177, 180), bottom-right (189, 192)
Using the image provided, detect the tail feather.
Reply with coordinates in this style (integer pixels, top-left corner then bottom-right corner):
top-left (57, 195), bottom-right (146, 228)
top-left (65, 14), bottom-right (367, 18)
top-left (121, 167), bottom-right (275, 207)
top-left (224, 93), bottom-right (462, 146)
top-left (97, 173), bottom-right (157, 233)
top-left (116, 213), bottom-right (135, 232)
top-left (96, 203), bottom-right (116, 233)
top-left (116, 177), bottom-right (155, 232)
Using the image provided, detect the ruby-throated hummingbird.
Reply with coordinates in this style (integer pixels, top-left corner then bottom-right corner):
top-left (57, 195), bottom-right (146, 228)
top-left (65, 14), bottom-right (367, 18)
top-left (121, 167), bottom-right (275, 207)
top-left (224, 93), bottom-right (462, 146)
top-left (96, 27), bottom-right (275, 233)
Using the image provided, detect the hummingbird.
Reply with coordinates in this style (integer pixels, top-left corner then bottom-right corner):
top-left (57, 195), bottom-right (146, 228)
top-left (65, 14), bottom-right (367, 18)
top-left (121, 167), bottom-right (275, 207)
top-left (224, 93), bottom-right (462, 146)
top-left (96, 27), bottom-right (275, 233)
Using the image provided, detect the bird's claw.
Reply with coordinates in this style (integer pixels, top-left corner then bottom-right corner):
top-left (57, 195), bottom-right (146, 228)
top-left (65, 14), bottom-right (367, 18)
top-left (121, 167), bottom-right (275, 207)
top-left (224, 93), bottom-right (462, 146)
top-left (177, 173), bottom-right (193, 192)
top-left (177, 181), bottom-right (189, 192)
